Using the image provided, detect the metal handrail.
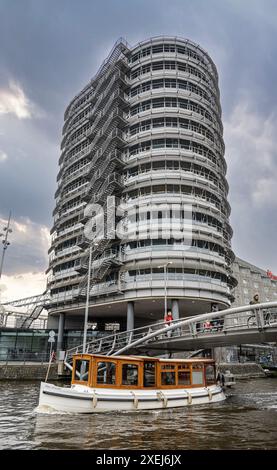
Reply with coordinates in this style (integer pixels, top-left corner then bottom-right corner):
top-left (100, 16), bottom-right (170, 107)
top-left (64, 301), bottom-right (277, 364)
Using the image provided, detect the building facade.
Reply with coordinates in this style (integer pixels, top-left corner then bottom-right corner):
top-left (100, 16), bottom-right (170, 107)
top-left (232, 257), bottom-right (277, 306)
top-left (214, 257), bottom-right (277, 364)
top-left (46, 37), bottom-right (236, 336)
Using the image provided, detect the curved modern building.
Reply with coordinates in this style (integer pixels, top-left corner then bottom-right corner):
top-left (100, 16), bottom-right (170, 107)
top-left (46, 37), bottom-right (236, 336)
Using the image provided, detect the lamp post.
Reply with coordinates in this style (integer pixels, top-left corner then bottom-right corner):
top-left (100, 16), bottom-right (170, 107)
top-left (82, 244), bottom-right (93, 354)
top-left (158, 262), bottom-right (172, 319)
top-left (0, 211), bottom-right (12, 281)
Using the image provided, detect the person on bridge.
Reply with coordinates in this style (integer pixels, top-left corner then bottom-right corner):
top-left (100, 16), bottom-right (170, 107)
top-left (250, 293), bottom-right (260, 305)
top-left (203, 320), bottom-right (212, 332)
top-left (164, 309), bottom-right (173, 337)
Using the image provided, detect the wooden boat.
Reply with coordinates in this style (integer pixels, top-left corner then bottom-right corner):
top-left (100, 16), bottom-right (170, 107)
top-left (37, 354), bottom-right (225, 413)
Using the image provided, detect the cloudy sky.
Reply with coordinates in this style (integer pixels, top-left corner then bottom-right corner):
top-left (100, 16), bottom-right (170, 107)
top-left (0, 0), bottom-right (277, 301)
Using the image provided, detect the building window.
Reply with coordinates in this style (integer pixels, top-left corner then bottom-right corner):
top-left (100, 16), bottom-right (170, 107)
top-left (178, 370), bottom-right (190, 385)
top-left (105, 322), bottom-right (120, 332)
top-left (205, 365), bottom-right (215, 386)
top-left (97, 361), bottom-right (116, 385)
top-left (191, 365), bottom-right (203, 385)
top-left (161, 372), bottom-right (176, 386)
top-left (143, 362), bottom-right (156, 387)
top-left (122, 364), bottom-right (139, 386)
top-left (74, 359), bottom-right (90, 382)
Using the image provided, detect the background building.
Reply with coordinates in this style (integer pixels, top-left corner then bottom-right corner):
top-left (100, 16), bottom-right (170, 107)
top-left (232, 257), bottom-right (277, 306)
top-left (214, 257), bottom-right (277, 364)
top-left (46, 37), bottom-right (236, 337)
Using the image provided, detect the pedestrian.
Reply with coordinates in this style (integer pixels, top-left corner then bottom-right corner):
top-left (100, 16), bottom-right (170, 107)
top-left (250, 293), bottom-right (260, 305)
top-left (203, 320), bottom-right (212, 332)
top-left (164, 309), bottom-right (173, 337)
top-left (216, 371), bottom-right (225, 388)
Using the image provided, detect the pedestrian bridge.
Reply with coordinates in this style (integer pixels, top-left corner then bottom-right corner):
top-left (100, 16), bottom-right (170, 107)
top-left (64, 301), bottom-right (277, 370)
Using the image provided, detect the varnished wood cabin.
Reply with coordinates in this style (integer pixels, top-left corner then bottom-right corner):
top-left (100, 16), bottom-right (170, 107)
top-left (72, 354), bottom-right (216, 389)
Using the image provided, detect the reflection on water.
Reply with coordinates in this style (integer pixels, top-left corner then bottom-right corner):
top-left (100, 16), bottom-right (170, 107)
top-left (0, 379), bottom-right (276, 449)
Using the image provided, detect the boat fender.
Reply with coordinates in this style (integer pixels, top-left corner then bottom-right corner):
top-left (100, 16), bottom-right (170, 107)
top-left (157, 391), bottom-right (168, 408)
top-left (130, 391), bottom-right (139, 409)
top-left (186, 391), bottom-right (192, 405)
top-left (92, 392), bottom-right (98, 408)
top-left (205, 387), bottom-right (212, 401)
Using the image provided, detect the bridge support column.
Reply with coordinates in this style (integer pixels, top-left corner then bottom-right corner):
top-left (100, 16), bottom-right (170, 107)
top-left (57, 313), bottom-right (65, 353)
top-left (172, 299), bottom-right (180, 321)
top-left (127, 302), bottom-right (134, 331)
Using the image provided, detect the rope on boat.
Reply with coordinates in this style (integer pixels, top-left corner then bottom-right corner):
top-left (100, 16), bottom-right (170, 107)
top-left (130, 391), bottom-right (139, 409)
top-left (157, 391), bottom-right (168, 408)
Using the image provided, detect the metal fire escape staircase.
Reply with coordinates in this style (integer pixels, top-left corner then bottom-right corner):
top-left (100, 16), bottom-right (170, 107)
top-left (0, 291), bottom-right (50, 328)
top-left (19, 305), bottom-right (45, 329)
top-left (73, 45), bottom-right (130, 300)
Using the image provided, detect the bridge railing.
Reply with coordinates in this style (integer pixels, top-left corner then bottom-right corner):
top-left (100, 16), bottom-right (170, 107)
top-left (64, 301), bottom-right (277, 366)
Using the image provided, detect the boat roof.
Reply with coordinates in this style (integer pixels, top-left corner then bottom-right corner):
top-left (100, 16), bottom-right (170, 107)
top-left (74, 353), bottom-right (214, 363)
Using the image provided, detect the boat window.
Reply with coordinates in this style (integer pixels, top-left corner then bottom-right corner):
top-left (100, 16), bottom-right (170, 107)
top-left (178, 370), bottom-right (191, 385)
top-left (161, 371), bottom-right (176, 386)
top-left (191, 364), bottom-right (203, 385)
top-left (143, 361), bottom-right (156, 387)
top-left (122, 363), bottom-right (139, 386)
top-left (161, 364), bottom-right (175, 370)
top-left (97, 361), bottom-right (116, 385)
top-left (205, 364), bottom-right (215, 385)
top-left (74, 359), bottom-right (90, 382)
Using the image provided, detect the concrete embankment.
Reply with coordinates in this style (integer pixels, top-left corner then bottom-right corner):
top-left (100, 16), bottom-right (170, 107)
top-left (218, 362), bottom-right (266, 379)
top-left (0, 362), bottom-right (70, 381)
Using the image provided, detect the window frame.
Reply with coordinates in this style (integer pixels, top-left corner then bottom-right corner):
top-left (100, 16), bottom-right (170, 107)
top-left (72, 354), bottom-right (93, 386)
top-left (95, 359), bottom-right (117, 387)
top-left (119, 360), bottom-right (143, 388)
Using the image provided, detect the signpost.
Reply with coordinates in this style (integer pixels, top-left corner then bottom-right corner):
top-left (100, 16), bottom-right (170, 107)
top-left (45, 330), bottom-right (56, 382)
top-left (48, 330), bottom-right (56, 357)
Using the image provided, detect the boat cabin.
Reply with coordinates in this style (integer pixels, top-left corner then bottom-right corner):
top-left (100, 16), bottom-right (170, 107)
top-left (72, 354), bottom-right (217, 389)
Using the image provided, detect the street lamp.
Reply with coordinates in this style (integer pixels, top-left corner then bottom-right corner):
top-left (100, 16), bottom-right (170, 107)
top-left (82, 244), bottom-right (93, 353)
top-left (82, 239), bottom-right (101, 353)
top-left (158, 262), bottom-right (173, 320)
top-left (0, 211), bottom-right (12, 281)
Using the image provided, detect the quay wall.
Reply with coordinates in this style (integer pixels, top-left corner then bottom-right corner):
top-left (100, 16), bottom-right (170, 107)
top-left (219, 362), bottom-right (266, 379)
top-left (0, 362), bottom-right (70, 381)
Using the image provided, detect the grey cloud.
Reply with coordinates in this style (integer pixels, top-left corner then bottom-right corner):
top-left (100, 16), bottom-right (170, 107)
top-left (0, 215), bottom-right (50, 276)
top-left (0, 0), bottom-right (277, 276)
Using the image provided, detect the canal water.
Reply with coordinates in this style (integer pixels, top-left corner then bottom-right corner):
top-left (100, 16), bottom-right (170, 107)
top-left (0, 378), bottom-right (276, 450)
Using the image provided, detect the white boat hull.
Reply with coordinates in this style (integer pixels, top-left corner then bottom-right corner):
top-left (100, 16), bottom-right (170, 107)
top-left (37, 382), bottom-right (226, 413)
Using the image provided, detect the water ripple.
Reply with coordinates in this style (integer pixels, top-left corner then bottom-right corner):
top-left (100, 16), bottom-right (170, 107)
top-left (0, 378), bottom-right (277, 449)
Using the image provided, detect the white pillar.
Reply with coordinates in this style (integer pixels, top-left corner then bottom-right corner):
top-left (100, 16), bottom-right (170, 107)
top-left (57, 313), bottom-right (65, 352)
top-left (172, 299), bottom-right (180, 321)
top-left (127, 301), bottom-right (135, 331)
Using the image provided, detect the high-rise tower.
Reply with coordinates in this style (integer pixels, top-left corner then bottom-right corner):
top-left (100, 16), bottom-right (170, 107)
top-left (46, 37), bottom-right (236, 333)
